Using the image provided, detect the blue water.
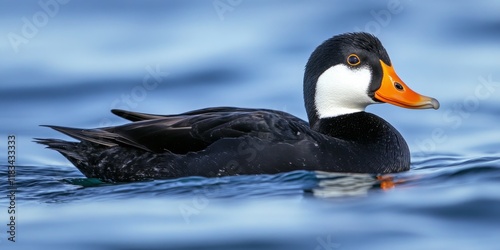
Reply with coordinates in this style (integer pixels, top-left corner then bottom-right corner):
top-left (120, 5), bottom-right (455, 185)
top-left (1, 1), bottom-right (500, 249)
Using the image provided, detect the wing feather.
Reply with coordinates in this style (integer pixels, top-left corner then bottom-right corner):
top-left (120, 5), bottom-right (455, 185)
top-left (47, 107), bottom-right (311, 154)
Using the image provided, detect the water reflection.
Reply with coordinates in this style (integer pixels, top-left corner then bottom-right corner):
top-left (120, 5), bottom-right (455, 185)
top-left (311, 172), bottom-right (397, 198)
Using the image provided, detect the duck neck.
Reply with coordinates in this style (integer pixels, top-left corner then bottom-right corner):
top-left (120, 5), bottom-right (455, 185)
top-left (313, 112), bottom-right (405, 144)
top-left (313, 111), bottom-right (411, 173)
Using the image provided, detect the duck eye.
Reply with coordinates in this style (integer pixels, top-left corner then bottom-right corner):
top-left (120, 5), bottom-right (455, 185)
top-left (347, 54), bottom-right (360, 66)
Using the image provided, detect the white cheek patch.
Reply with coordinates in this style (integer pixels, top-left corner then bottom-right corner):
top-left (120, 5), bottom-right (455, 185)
top-left (315, 64), bottom-right (376, 118)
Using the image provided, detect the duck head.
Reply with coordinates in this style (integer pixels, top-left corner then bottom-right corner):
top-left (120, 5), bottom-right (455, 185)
top-left (303, 32), bottom-right (439, 127)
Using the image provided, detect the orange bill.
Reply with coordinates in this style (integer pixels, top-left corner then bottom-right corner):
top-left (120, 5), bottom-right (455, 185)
top-left (374, 60), bottom-right (440, 109)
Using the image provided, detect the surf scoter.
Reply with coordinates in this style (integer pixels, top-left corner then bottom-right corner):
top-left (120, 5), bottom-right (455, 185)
top-left (36, 32), bottom-right (439, 182)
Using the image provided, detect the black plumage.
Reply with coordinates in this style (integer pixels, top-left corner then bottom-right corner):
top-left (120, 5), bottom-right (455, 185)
top-left (36, 32), bottom-right (417, 182)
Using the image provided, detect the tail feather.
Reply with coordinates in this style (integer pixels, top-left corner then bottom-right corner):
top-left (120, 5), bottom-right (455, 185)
top-left (35, 137), bottom-right (166, 182)
top-left (34, 138), bottom-right (86, 165)
top-left (40, 125), bottom-right (118, 147)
